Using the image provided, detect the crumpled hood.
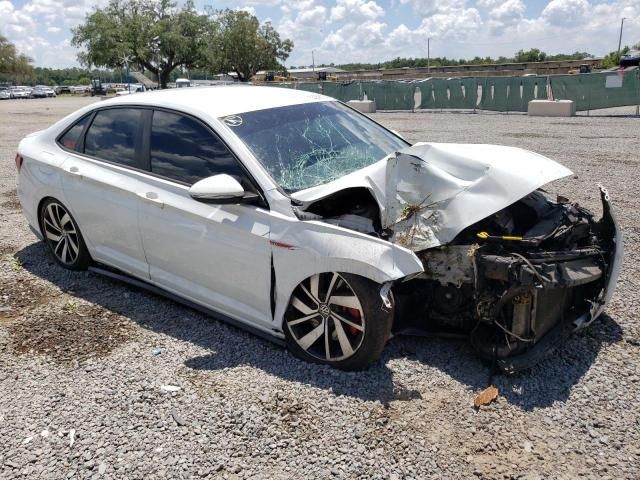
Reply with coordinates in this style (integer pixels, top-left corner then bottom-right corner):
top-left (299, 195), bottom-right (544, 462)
top-left (293, 142), bottom-right (573, 251)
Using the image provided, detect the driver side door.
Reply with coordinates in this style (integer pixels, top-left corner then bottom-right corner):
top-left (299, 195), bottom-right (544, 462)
top-left (137, 109), bottom-right (274, 330)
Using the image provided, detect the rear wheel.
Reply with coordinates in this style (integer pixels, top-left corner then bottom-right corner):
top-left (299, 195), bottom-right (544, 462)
top-left (40, 198), bottom-right (90, 270)
top-left (284, 272), bottom-right (393, 370)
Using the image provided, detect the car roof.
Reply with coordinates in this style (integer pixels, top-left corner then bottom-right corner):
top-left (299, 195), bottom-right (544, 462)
top-left (96, 84), bottom-right (332, 117)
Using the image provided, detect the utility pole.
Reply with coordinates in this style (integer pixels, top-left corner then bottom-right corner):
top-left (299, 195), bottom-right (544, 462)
top-left (312, 50), bottom-right (315, 72)
top-left (427, 38), bottom-right (431, 73)
top-left (617, 17), bottom-right (626, 56)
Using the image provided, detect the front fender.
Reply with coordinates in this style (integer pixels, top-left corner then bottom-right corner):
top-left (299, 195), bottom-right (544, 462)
top-left (270, 219), bottom-right (424, 330)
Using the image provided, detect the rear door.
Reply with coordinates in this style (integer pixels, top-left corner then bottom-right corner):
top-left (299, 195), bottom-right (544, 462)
top-left (136, 109), bottom-right (273, 329)
top-left (59, 107), bottom-right (150, 279)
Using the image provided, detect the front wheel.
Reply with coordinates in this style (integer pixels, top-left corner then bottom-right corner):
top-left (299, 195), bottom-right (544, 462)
top-left (283, 272), bottom-right (393, 371)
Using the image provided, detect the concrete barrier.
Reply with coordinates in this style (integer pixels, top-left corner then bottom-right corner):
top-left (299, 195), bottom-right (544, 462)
top-left (347, 99), bottom-right (376, 113)
top-left (528, 99), bottom-right (576, 117)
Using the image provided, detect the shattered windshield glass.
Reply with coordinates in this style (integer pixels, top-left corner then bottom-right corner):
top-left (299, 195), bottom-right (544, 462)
top-left (221, 101), bottom-right (409, 192)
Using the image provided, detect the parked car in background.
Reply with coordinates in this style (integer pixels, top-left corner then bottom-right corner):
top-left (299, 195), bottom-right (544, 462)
top-left (34, 85), bottom-right (57, 97)
top-left (9, 87), bottom-right (30, 99)
top-left (55, 86), bottom-right (71, 95)
top-left (115, 84), bottom-right (146, 96)
top-left (620, 50), bottom-right (640, 68)
top-left (0, 88), bottom-right (10, 100)
top-left (31, 86), bottom-right (57, 98)
top-left (69, 85), bottom-right (90, 94)
top-left (15, 86), bottom-right (623, 372)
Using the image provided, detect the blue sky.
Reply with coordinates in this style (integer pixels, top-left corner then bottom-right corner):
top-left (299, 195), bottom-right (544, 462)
top-left (1, 0), bottom-right (638, 68)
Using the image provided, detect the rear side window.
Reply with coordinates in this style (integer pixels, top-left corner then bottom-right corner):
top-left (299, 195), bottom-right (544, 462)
top-left (150, 110), bottom-right (244, 184)
top-left (84, 108), bottom-right (144, 168)
top-left (58, 114), bottom-right (91, 152)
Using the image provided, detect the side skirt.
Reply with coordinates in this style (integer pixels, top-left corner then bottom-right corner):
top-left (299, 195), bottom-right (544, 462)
top-left (88, 266), bottom-right (287, 347)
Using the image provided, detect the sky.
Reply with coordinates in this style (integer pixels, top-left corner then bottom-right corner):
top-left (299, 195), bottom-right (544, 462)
top-left (0, 0), bottom-right (639, 69)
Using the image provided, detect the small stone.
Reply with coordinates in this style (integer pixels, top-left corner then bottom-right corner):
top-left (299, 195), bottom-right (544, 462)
top-left (172, 411), bottom-right (188, 427)
top-left (98, 463), bottom-right (107, 475)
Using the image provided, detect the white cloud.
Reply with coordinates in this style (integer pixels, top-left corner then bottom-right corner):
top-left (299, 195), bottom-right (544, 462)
top-left (478, 0), bottom-right (525, 33)
top-left (398, 0), bottom-right (464, 16)
top-left (237, 6), bottom-right (257, 15)
top-left (330, 0), bottom-right (384, 22)
top-left (1, 0), bottom-right (640, 69)
top-left (542, 0), bottom-right (590, 26)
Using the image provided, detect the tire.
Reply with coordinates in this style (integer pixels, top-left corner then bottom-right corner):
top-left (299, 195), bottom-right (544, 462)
top-left (39, 198), bottom-right (90, 271)
top-left (283, 272), bottom-right (393, 371)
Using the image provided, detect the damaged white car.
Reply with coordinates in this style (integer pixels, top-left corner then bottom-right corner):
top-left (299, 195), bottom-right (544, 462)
top-left (16, 86), bottom-right (623, 372)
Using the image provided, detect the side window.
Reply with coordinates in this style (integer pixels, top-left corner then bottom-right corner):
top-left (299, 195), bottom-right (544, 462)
top-left (150, 110), bottom-right (244, 185)
top-left (84, 108), bottom-right (144, 168)
top-left (58, 114), bottom-right (91, 152)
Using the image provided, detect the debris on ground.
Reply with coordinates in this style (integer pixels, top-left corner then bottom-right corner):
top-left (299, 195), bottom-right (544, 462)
top-left (474, 385), bottom-right (499, 408)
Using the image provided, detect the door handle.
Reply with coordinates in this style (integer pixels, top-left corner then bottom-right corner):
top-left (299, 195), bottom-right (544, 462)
top-left (137, 191), bottom-right (164, 208)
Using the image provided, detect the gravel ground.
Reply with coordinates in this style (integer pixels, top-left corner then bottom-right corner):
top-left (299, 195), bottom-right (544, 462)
top-left (0, 97), bottom-right (639, 479)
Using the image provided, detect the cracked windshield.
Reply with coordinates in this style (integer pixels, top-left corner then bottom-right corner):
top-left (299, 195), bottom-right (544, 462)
top-left (222, 101), bottom-right (408, 192)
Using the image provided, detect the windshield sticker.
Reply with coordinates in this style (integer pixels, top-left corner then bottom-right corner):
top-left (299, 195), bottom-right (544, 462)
top-left (223, 115), bottom-right (243, 127)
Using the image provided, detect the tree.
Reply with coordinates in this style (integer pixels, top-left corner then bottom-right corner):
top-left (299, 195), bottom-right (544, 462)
top-left (207, 10), bottom-right (293, 81)
top-left (72, 0), bottom-right (209, 88)
top-left (601, 43), bottom-right (640, 68)
top-left (0, 35), bottom-right (33, 82)
top-left (514, 48), bottom-right (547, 63)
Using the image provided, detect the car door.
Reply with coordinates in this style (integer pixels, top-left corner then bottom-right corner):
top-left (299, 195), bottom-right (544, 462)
top-left (137, 109), bottom-right (273, 329)
top-left (59, 107), bottom-right (150, 279)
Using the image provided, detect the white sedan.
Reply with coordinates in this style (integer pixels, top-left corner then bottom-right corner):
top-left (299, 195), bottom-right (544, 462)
top-left (16, 86), bottom-right (623, 371)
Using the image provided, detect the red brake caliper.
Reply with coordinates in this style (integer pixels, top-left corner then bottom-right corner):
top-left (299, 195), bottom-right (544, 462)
top-left (341, 307), bottom-right (361, 335)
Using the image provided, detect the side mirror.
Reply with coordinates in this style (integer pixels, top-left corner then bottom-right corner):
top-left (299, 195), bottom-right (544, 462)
top-left (189, 174), bottom-right (245, 203)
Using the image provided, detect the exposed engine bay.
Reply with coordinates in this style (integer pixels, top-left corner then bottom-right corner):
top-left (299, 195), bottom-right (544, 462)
top-left (292, 160), bottom-right (621, 372)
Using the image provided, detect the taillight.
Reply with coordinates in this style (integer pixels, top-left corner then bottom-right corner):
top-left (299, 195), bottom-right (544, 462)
top-left (15, 154), bottom-right (23, 172)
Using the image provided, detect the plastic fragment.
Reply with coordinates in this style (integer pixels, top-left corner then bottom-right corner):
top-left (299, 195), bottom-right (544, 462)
top-left (161, 385), bottom-right (181, 392)
top-left (474, 385), bottom-right (498, 408)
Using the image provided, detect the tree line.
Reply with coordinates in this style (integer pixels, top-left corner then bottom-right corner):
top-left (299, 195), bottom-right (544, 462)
top-left (301, 49), bottom-right (594, 71)
top-left (71, 0), bottom-right (292, 88)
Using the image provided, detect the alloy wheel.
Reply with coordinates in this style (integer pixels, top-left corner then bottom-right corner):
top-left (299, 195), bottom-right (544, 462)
top-left (285, 272), bottom-right (366, 362)
top-left (42, 202), bottom-right (80, 265)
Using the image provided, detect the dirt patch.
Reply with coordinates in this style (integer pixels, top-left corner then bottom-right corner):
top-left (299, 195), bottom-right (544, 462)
top-left (1, 189), bottom-right (21, 211)
top-left (0, 269), bottom-right (52, 319)
top-left (0, 244), bottom-right (17, 256)
top-left (6, 303), bottom-right (137, 363)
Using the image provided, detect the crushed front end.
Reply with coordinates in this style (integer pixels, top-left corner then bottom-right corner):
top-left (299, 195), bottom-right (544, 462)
top-left (394, 187), bottom-right (623, 372)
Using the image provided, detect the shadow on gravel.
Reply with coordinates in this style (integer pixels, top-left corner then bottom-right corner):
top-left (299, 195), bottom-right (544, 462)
top-left (16, 241), bottom-right (624, 409)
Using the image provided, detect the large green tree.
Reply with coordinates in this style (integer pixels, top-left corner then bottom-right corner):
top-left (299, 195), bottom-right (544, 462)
top-left (514, 48), bottom-right (547, 63)
top-left (72, 0), bottom-right (208, 88)
top-left (208, 10), bottom-right (293, 82)
top-left (0, 35), bottom-right (33, 82)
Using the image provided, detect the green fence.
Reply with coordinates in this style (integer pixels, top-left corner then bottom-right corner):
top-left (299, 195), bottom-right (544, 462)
top-left (275, 70), bottom-right (640, 112)
top-left (550, 70), bottom-right (640, 111)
